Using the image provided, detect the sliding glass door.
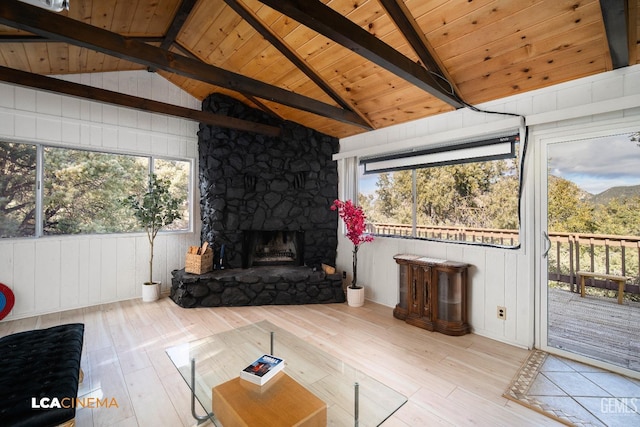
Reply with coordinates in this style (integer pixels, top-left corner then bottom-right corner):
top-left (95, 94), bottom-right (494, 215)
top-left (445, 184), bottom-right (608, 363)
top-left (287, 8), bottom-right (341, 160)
top-left (538, 126), bottom-right (640, 375)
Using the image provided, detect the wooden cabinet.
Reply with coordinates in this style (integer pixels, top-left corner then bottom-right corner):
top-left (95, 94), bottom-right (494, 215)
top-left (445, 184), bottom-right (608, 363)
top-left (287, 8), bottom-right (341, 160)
top-left (393, 254), bottom-right (470, 336)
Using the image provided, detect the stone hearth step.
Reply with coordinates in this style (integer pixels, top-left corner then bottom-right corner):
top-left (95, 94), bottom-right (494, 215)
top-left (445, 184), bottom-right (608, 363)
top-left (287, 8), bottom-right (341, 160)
top-left (170, 266), bottom-right (345, 308)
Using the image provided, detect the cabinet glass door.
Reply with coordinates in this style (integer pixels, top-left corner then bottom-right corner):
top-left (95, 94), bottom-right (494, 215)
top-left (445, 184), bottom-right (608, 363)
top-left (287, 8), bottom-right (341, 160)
top-left (437, 270), bottom-right (462, 323)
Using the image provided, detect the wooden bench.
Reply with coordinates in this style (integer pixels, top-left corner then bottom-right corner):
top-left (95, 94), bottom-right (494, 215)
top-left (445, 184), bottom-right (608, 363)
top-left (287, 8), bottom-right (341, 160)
top-left (577, 271), bottom-right (628, 304)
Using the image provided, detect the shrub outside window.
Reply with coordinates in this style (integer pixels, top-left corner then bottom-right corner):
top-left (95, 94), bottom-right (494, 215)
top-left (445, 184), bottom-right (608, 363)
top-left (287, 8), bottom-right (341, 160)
top-left (0, 142), bottom-right (37, 238)
top-left (43, 147), bottom-right (149, 235)
top-left (358, 138), bottom-right (521, 247)
top-left (0, 141), bottom-right (191, 238)
top-left (154, 158), bottom-right (190, 231)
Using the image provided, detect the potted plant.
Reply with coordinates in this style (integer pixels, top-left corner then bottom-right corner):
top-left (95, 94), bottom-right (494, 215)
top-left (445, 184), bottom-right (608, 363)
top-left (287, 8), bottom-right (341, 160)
top-left (124, 173), bottom-right (182, 302)
top-left (331, 199), bottom-right (374, 307)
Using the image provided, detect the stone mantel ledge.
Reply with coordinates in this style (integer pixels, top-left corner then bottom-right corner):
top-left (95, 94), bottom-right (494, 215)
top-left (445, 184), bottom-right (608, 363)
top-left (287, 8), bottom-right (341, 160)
top-left (170, 266), bottom-right (345, 308)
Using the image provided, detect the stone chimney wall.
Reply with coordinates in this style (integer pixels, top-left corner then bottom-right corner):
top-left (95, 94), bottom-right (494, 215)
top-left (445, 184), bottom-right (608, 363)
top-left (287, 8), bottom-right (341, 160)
top-left (198, 93), bottom-right (339, 270)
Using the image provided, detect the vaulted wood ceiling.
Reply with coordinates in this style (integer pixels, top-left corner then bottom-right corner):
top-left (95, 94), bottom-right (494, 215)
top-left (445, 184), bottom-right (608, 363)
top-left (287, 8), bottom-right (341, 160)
top-left (0, 0), bottom-right (638, 138)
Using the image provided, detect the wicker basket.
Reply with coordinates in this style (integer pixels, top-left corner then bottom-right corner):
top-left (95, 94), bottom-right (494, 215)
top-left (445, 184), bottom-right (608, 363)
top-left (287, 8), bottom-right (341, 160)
top-left (185, 248), bottom-right (213, 274)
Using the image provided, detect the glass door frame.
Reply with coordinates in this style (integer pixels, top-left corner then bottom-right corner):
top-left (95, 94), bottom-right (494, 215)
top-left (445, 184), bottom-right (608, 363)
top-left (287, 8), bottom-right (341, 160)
top-left (534, 117), bottom-right (640, 380)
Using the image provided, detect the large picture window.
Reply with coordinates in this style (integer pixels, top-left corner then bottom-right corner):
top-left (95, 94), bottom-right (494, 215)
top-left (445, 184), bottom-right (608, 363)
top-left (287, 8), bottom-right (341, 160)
top-left (0, 142), bottom-right (37, 238)
top-left (43, 147), bottom-right (149, 235)
top-left (359, 135), bottom-right (521, 247)
top-left (0, 141), bottom-right (191, 238)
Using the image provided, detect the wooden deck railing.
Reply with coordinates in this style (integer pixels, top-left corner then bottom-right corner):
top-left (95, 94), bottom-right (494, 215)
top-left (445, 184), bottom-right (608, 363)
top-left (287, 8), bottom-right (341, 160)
top-left (547, 232), bottom-right (640, 295)
top-left (367, 223), bottom-right (640, 295)
top-left (366, 223), bottom-right (520, 246)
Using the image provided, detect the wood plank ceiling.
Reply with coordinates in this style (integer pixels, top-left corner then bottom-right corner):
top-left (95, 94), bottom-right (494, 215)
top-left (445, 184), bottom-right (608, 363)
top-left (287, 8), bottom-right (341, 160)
top-left (0, 0), bottom-right (638, 139)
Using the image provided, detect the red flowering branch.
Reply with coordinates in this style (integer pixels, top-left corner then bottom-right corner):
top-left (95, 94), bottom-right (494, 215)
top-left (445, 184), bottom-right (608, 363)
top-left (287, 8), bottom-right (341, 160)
top-left (331, 199), bottom-right (374, 247)
top-left (331, 199), bottom-right (374, 288)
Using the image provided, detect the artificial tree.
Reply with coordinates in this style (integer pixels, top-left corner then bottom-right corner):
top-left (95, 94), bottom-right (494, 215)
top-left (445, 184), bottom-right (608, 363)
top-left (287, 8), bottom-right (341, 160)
top-left (124, 173), bottom-right (182, 290)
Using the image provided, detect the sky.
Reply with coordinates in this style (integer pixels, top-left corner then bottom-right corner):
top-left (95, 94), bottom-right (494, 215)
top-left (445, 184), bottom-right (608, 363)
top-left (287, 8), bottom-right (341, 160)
top-left (358, 165), bottom-right (378, 196)
top-left (547, 132), bottom-right (640, 195)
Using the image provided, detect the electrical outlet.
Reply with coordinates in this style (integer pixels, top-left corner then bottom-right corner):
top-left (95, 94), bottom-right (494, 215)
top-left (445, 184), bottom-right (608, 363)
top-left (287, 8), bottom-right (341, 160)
top-left (497, 306), bottom-right (506, 320)
top-left (342, 271), bottom-right (347, 279)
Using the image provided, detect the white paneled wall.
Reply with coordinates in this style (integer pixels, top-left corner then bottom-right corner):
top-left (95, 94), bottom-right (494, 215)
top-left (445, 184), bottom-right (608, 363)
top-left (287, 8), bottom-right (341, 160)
top-left (0, 71), bottom-right (201, 320)
top-left (338, 64), bottom-right (640, 349)
top-left (2, 64), bottom-right (640, 344)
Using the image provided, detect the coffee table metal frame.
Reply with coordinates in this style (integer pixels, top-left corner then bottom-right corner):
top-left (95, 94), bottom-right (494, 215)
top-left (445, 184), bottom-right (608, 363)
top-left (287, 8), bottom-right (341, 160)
top-left (167, 320), bottom-right (406, 427)
top-left (189, 332), bottom-right (280, 424)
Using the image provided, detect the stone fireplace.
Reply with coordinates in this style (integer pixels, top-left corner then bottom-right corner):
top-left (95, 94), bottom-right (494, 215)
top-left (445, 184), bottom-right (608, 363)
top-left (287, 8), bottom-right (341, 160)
top-left (170, 93), bottom-right (344, 308)
top-left (197, 93), bottom-right (339, 270)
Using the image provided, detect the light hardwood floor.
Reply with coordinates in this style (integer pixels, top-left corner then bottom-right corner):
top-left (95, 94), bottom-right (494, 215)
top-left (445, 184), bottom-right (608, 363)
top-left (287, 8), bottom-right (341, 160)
top-left (0, 297), bottom-right (562, 426)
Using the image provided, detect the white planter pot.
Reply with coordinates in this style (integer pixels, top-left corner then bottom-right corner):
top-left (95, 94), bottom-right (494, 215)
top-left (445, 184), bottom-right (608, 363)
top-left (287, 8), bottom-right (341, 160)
top-left (346, 286), bottom-right (365, 307)
top-left (142, 282), bottom-right (160, 302)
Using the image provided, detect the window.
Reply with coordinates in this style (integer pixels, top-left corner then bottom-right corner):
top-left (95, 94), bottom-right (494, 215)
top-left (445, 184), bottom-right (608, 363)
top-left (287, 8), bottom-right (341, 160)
top-left (359, 135), bottom-right (521, 247)
top-left (0, 141), bottom-right (191, 238)
top-left (43, 147), bottom-right (149, 235)
top-left (0, 142), bottom-right (37, 238)
top-left (359, 169), bottom-right (413, 236)
top-left (154, 158), bottom-right (190, 231)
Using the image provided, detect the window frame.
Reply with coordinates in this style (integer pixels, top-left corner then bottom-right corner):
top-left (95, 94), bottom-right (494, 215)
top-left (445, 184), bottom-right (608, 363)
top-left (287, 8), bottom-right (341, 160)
top-left (356, 133), bottom-right (524, 249)
top-left (1, 139), bottom-right (194, 239)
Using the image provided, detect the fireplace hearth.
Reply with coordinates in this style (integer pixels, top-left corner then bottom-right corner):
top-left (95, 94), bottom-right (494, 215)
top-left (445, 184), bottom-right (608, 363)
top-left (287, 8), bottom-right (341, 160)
top-left (170, 266), bottom-right (345, 307)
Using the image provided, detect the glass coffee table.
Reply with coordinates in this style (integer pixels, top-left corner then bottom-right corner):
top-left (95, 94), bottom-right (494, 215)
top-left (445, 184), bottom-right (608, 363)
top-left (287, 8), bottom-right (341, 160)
top-left (166, 320), bottom-right (406, 426)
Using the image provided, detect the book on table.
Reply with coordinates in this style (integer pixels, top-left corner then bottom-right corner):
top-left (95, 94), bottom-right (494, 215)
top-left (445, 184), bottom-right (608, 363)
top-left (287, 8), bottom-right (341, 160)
top-left (240, 354), bottom-right (284, 385)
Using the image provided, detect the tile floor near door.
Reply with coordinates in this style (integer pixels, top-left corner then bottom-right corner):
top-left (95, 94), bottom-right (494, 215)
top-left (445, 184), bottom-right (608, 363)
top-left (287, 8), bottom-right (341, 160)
top-left (529, 355), bottom-right (640, 426)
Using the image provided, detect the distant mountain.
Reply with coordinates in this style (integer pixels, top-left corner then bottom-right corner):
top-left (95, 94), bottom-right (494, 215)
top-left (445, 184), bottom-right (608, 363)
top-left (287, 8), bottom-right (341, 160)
top-left (592, 185), bottom-right (640, 205)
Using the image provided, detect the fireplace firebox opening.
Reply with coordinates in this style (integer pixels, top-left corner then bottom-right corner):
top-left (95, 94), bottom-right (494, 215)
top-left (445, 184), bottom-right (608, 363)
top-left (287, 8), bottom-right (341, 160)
top-left (242, 231), bottom-right (304, 268)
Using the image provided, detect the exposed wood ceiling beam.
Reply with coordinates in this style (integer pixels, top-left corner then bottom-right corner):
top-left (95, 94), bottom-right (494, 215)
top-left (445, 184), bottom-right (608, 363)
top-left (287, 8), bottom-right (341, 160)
top-left (171, 42), bottom-right (195, 58)
top-left (159, 43), bottom-right (283, 120)
top-left (0, 35), bottom-right (49, 42)
top-left (0, 0), bottom-right (371, 130)
top-left (159, 0), bottom-right (198, 51)
top-left (148, 0), bottom-right (199, 72)
top-left (223, 0), bottom-right (374, 129)
top-left (377, 0), bottom-right (461, 102)
top-left (0, 35), bottom-right (164, 43)
top-left (600, 0), bottom-right (630, 68)
top-left (152, 6), bottom-right (284, 121)
top-left (0, 65), bottom-right (282, 136)
top-left (162, 41), bottom-right (284, 119)
top-left (245, 95), bottom-right (283, 118)
top-left (257, 0), bottom-right (463, 109)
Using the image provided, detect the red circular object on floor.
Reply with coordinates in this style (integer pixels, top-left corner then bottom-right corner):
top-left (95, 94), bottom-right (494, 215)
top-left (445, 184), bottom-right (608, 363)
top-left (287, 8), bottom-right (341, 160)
top-left (0, 283), bottom-right (15, 320)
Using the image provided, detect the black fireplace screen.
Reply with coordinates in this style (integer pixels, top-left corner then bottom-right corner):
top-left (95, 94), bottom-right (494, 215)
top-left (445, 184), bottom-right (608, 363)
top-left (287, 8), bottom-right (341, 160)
top-left (242, 231), bottom-right (304, 268)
